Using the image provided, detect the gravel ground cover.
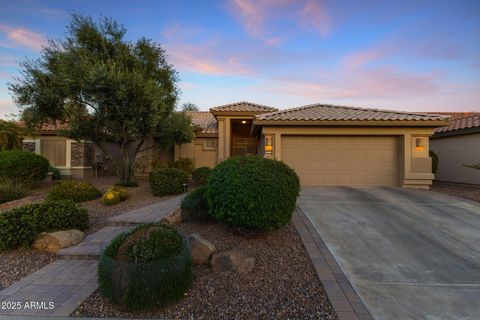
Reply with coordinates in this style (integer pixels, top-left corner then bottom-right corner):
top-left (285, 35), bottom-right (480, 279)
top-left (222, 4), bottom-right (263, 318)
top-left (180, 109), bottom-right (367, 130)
top-left (74, 220), bottom-right (337, 320)
top-left (431, 181), bottom-right (480, 203)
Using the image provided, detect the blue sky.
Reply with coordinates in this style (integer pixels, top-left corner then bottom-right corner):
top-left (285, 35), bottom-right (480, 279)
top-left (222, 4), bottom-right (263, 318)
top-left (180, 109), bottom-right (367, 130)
top-left (0, 0), bottom-right (479, 118)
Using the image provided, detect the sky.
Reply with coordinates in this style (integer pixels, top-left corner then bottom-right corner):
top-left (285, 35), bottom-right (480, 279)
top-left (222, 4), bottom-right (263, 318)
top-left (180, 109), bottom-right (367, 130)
top-left (0, 0), bottom-right (479, 118)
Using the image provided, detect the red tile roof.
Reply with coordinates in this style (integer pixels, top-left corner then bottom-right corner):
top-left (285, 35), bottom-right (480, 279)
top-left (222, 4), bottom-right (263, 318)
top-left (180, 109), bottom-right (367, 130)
top-left (210, 101), bottom-right (278, 113)
top-left (186, 111), bottom-right (218, 134)
top-left (434, 114), bottom-right (480, 134)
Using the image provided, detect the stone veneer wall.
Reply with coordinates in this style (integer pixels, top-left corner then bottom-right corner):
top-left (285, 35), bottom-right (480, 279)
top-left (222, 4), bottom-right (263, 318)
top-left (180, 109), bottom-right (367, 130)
top-left (23, 141), bottom-right (35, 153)
top-left (71, 142), bottom-right (94, 167)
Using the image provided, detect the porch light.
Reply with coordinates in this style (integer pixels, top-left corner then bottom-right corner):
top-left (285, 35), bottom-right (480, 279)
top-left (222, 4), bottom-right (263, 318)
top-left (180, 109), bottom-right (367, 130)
top-left (241, 120), bottom-right (247, 124)
top-left (415, 138), bottom-right (425, 151)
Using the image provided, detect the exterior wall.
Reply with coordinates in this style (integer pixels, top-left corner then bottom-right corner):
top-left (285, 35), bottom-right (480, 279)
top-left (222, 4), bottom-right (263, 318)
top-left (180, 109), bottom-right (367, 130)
top-left (175, 137), bottom-right (217, 168)
top-left (134, 135), bottom-right (174, 176)
top-left (430, 133), bottom-right (480, 185)
top-left (260, 126), bottom-right (436, 188)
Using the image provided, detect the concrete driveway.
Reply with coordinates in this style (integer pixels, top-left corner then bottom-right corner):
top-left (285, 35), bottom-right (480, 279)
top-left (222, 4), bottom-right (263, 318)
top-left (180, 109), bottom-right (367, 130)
top-left (299, 187), bottom-right (480, 320)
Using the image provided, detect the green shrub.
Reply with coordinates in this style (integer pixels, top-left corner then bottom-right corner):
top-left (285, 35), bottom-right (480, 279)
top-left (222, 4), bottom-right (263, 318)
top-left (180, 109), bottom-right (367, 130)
top-left (206, 156), bottom-right (300, 232)
top-left (102, 191), bottom-right (121, 206)
top-left (48, 165), bottom-right (61, 180)
top-left (149, 168), bottom-right (188, 196)
top-left (98, 224), bottom-right (192, 310)
top-left (192, 167), bottom-right (212, 186)
top-left (430, 150), bottom-right (439, 174)
top-left (181, 186), bottom-right (210, 222)
top-left (0, 150), bottom-right (49, 184)
top-left (109, 185), bottom-right (128, 201)
top-left (0, 200), bottom-right (88, 251)
top-left (0, 178), bottom-right (29, 203)
top-left (168, 157), bottom-right (194, 175)
top-left (46, 180), bottom-right (102, 202)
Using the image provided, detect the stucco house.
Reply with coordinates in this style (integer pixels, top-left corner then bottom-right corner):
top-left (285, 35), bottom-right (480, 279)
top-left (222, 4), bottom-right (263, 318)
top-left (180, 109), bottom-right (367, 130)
top-left (430, 113), bottom-right (480, 185)
top-left (23, 101), bottom-right (449, 188)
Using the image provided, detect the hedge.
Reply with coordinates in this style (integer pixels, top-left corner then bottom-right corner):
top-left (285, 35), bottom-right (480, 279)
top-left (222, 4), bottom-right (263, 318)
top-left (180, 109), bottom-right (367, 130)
top-left (149, 168), bottom-right (188, 196)
top-left (206, 156), bottom-right (300, 232)
top-left (46, 180), bottom-right (102, 202)
top-left (181, 185), bottom-right (210, 222)
top-left (0, 200), bottom-right (89, 251)
top-left (192, 167), bottom-right (212, 186)
top-left (0, 150), bottom-right (49, 184)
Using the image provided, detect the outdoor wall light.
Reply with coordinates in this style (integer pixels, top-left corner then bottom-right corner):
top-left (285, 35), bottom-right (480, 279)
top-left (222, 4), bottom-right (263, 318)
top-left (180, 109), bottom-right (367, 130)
top-left (415, 138), bottom-right (425, 151)
top-left (241, 120), bottom-right (247, 124)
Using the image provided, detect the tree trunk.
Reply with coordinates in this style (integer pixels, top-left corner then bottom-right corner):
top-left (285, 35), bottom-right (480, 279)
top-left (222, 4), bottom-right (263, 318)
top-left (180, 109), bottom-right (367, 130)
top-left (119, 141), bottom-right (136, 186)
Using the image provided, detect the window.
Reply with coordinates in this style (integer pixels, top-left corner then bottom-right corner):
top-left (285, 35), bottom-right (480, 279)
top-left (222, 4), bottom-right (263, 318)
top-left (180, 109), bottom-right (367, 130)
top-left (203, 139), bottom-right (216, 151)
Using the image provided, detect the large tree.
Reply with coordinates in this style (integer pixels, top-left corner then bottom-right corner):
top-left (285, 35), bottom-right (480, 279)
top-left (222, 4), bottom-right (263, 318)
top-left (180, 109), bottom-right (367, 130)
top-left (9, 14), bottom-right (193, 185)
top-left (181, 102), bottom-right (199, 112)
top-left (0, 120), bottom-right (30, 151)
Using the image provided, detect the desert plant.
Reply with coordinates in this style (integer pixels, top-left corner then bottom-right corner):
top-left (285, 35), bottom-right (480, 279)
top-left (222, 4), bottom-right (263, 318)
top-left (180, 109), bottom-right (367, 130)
top-left (0, 150), bottom-right (49, 184)
top-left (48, 165), bottom-right (61, 180)
top-left (206, 156), bottom-right (300, 232)
top-left (0, 178), bottom-right (29, 203)
top-left (149, 168), bottom-right (188, 196)
top-left (180, 185), bottom-right (210, 222)
top-left (168, 157), bottom-right (194, 175)
top-left (430, 150), bottom-right (439, 174)
top-left (46, 180), bottom-right (102, 202)
top-left (192, 167), bottom-right (212, 186)
top-left (102, 191), bottom-right (121, 206)
top-left (0, 120), bottom-right (29, 151)
top-left (98, 224), bottom-right (192, 310)
top-left (0, 200), bottom-right (88, 251)
top-left (108, 185), bottom-right (128, 201)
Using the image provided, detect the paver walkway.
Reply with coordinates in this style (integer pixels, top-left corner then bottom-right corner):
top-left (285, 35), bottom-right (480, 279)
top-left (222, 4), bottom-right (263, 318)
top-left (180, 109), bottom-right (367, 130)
top-left (0, 195), bottom-right (182, 317)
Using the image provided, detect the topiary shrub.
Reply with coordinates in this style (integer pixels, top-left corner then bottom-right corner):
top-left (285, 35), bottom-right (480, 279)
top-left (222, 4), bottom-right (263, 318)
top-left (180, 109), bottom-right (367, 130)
top-left (102, 191), bottom-right (121, 206)
top-left (46, 180), bottom-right (102, 202)
top-left (0, 200), bottom-right (88, 251)
top-left (0, 178), bottom-right (29, 203)
top-left (206, 156), bottom-right (300, 232)
top-left (0, 150), bottom-right (49, 184)
top-left (168, 157), bottom-right (194, 175)
top-left (430, 150), bottom-right (439, 174)
top-left (98, 224), bottom-right (192, 310)
top-left (48, 165), bottom-right (61, 180)
top-left (149, 168), bottom-right (188, 197)
top-left (192, 167), bottom-right (212, 186)
top-left (181, 185), bottom-right (210, 222)
top-left (108, 185), bottom-right (128, 201)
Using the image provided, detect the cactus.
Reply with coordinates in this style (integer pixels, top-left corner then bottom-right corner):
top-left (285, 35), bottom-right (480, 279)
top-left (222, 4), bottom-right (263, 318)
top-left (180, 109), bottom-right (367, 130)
top-left (102, 191), bottom-right (121, 206)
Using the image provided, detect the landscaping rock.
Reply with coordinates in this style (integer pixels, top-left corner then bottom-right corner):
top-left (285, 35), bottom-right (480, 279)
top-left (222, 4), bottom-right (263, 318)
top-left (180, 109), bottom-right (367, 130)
top-left (210, 249), bottom-right (256, 274)
top-left (161, 209), bottom-right (182, 225)
top-left (33, 230), bottom-right (85, 253)
top-left (188, 233), bottom-right (216, 265)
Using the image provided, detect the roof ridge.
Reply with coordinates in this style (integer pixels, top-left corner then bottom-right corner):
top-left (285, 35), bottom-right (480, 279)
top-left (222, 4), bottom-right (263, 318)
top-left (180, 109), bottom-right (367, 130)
top-left (211, 101), bottom-right (276, 110)
top-left (451, 113), bottom-right (480, 121)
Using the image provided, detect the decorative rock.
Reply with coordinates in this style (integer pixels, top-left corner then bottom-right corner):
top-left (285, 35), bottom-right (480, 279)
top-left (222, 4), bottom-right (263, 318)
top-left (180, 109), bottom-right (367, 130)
top-left (210, 249), bottom-right (256, 275)
top-left (161, 209), bottom-right (182, 225)
top-left (33, 229), bottom-right (85, 253)
top-left (188, 233), bottom-right (216, 265)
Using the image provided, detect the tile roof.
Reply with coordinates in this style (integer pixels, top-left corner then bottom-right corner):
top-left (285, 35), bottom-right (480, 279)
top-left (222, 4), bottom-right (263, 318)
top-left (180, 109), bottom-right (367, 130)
top-left (210, 101), bottom-right (278, 113)
top-left (425, 112), bottom-right (479, 120)
top-left (186, 111), bottom-right (218, 134)
top-left (434, 114), bottom-right (480, 134)
top-left (256, 104), bottom-right (450, 122)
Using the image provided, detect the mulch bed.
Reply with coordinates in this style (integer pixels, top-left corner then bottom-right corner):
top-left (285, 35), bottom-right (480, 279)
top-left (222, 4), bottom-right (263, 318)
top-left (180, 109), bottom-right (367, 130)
top-left (73, 220), bottom-right (337, 319)
top-left (431, 181), bottom-right (480, 203)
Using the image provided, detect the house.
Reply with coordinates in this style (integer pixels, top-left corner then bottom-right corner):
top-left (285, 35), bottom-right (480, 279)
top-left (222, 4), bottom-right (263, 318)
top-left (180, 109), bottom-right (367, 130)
top-left (23, 101), bottom-right (450, 188)
top-left (430, 113), bottom-right (480, 185)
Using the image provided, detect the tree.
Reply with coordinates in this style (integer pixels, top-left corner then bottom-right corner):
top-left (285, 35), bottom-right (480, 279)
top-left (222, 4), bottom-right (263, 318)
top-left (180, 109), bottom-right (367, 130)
top-left (0, 120), bottom-right (29, 151)
top-left (9, 13), bottom-right (193, 185)
top-left (181, 102), bottom-right (199, 112)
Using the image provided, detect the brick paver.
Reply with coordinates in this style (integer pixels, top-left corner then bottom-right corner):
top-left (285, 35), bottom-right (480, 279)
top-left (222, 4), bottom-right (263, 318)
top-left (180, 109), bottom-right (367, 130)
top-left (0, 260), bottom-right (97, 316)
top-left (293, 207), bottom-right (374, 320)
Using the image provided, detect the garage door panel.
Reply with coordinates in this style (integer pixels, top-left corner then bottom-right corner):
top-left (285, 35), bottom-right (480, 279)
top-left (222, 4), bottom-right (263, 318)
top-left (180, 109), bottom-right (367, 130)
top-left (281, 136), bottom-right (398, 186)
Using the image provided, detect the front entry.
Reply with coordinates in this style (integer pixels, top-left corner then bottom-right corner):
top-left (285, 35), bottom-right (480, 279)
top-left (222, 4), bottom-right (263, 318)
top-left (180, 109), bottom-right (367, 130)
top-left (230, 119), bottom-right (257, 157)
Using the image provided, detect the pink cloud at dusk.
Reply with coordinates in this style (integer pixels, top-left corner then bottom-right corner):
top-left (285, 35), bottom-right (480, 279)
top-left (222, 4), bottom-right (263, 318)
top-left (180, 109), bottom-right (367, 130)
top-left (0, 24), bottom-right (45, 51)
top-left (300, 0), bottom-right (331, 36)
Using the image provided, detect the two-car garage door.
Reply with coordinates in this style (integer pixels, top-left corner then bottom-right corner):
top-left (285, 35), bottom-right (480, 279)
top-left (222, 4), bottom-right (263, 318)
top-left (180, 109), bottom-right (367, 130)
top-left (281, 136), bottom-right (398, 186)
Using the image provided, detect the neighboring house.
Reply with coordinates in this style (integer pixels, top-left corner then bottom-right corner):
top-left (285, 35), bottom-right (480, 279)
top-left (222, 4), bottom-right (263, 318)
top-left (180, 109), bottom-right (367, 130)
top-left (23, 101), bottom-right (450, 188)
top-left (430, 113), bottom-right (480, 185)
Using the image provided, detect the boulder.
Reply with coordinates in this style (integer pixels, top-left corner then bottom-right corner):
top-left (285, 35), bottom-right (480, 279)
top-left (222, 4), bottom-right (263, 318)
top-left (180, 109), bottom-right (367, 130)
top-left (210, 249), bottom-right (256, 274)
top-left (33, 229), bottom-right (85, 253)
top-left (161, 209), bottom-right (182, 225)
top-left (188, 233), bottom-right (216, 265)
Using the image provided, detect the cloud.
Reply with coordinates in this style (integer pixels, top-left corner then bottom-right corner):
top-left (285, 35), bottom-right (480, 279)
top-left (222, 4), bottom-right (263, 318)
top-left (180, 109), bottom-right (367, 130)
top-left (299, 0), bottom-right (330, 36)
top-left (0, 98), bottom-right (17, 119)
top-left (0, 24), bottom-right (45, 51)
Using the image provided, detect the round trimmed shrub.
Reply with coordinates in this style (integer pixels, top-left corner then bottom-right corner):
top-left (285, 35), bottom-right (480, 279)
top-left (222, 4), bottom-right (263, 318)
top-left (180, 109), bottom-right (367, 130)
top-left (102, 191), bottom-right (121, 206)
top-left (149, 168), bottom-right (188, 196)
top-left (181, 185), bottom-right (210, 222)
top-left (109, 185), bottom-right (128, 201)
top-left (48, 165), bottom-right (61, 180)
top-left (46, 180), bottom-right (102, 202)
top-left (98, 224), bottom-right (192, 310)
top-left (206, 156), bottom-right (300, 232)
top-left (0, 150), bottom-right (49, 184)
top-left (192, 167), bottom-right (212, 186)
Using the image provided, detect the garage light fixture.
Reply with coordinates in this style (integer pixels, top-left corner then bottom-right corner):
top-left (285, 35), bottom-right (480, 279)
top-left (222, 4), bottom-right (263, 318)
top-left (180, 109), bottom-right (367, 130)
top-left (415, 138), bottom-right (425, 151)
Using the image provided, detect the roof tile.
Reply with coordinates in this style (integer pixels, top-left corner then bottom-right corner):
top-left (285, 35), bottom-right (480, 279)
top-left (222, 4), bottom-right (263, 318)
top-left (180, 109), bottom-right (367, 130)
top-left (210, 101), bottom-right (278, 113)
top-left (186, 111), bottom-right (218, 134)
top-left (434, 114), bottom-right (480, 134)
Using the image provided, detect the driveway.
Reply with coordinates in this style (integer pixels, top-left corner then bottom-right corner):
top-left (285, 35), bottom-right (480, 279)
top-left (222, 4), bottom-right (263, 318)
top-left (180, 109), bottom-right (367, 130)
top-left (299, 187), bottom-right (480, 320)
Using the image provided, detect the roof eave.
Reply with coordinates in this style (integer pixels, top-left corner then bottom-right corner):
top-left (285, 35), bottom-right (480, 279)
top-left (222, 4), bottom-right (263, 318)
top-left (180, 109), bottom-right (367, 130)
top-left (431, 127), bottom-right (480, 139)
top-left (253, 119), bottom-right (451, 127)
top-left (210, 110), bottom-right (277, 117)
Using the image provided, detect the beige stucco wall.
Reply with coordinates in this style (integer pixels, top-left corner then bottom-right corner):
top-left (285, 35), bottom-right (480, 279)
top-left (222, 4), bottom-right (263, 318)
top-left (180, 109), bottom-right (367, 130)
top-left (260, 126), bottom-right (436, 188)
top-left (175, 137), bottom-right (217, 168)
top-left (430, 133), bottom-right (480, 185)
